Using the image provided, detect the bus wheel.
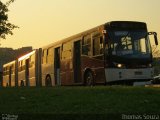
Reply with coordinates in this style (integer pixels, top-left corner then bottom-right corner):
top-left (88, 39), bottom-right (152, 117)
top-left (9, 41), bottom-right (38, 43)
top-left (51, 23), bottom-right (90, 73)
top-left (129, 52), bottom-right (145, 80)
top-left (45, 75), bottom-right (52, 87)
top-left (21, 80), bottom-right (24, 87)
top-left (84, 71), bottom-right (94, 86)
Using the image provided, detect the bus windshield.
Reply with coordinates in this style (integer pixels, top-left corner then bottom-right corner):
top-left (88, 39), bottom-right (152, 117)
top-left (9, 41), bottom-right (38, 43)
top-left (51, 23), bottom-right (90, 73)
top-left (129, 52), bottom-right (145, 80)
top-left (109, 30), bottom-right (152, 59)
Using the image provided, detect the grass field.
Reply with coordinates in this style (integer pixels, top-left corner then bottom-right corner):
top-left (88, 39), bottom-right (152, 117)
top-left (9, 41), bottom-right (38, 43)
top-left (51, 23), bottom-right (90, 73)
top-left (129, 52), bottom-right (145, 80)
top-left (0, 86), bottom-right (160, 120)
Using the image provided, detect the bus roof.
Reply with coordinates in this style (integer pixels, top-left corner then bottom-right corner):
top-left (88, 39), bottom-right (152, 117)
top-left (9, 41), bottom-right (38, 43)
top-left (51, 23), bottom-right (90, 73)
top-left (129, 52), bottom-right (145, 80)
top-left (41, 21), bottom-right (148, 50)
top-left (18, 50), bottom-right (36, 61)
top-left (42, 24), bottom-right (105, 49)
top-left (105, 21), bottom-right (147, 29)
top-left (3, 60), bottom-right (16, 67)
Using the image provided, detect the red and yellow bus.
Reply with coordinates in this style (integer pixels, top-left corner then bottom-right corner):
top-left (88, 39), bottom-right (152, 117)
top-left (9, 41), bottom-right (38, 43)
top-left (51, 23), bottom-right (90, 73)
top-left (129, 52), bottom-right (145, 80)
top-left (2, 21), bottom-right (158, 87)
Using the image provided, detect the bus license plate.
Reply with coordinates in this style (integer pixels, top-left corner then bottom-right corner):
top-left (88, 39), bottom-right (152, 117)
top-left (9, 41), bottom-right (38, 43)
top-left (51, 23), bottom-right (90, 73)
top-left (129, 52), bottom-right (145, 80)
top-left (135, 71), bottom-right (142, 75)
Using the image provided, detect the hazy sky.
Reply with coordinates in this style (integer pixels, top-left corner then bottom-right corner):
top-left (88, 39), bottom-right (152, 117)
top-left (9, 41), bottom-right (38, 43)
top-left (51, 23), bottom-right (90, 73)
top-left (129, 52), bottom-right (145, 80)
top-left (0, 0), bottom-right (160, 49)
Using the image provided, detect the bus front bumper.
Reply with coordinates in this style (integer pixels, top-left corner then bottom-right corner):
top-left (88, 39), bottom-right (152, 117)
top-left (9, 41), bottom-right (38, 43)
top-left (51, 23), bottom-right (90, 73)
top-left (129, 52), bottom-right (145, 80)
top-left (105, 68), bottom-right (153, 83)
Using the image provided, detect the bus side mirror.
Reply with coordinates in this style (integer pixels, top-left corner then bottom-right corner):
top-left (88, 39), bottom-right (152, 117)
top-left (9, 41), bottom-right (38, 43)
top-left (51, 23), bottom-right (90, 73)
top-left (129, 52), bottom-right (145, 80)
top-left (148, 32), bottom-right (158, 45)
top-left (154, 34), bottom-right (158, 45)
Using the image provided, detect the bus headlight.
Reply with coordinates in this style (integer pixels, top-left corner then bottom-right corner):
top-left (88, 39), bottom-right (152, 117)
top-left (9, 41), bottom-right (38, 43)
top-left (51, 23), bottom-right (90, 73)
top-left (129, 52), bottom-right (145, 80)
top-left (117, 64), bottom-right (122, 68)
top-left (148, 64), bottom-right (152, 67)
top-left (113, 62), bottom-right (125, 68)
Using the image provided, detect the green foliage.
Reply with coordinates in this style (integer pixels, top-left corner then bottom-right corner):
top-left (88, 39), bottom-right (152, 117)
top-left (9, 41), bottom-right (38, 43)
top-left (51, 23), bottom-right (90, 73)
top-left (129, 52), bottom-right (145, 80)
top-left (0, 0), bottom-right (18, 39)
top-left (0, 86), bottom-right (160, 120)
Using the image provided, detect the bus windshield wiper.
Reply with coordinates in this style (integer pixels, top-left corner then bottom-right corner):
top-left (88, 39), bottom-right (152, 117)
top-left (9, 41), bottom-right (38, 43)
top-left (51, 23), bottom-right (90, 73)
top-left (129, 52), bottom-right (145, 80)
top-left (122, 32), bottom-right (130, 41)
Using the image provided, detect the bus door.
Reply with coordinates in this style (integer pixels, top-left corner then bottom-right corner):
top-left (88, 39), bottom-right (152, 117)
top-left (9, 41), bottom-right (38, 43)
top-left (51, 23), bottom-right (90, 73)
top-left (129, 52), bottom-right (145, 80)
top-left (25, 59), bottom-right (29, 86)
top-left (73, 40), bottom-right (81, 83)
top-left (54, 47), bottom-right (61, 85)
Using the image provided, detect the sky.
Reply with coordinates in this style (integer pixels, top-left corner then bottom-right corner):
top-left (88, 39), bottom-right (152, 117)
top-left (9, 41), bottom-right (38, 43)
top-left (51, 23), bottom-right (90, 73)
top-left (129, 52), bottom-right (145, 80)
top-left (0, 0), bottom-right (160, 49)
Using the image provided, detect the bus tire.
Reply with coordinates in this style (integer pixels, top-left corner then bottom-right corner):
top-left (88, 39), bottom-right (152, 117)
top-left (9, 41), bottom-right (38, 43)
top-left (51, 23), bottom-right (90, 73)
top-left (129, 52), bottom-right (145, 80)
top-left (21, 80), bottom-right (24, 87)
top-left (84, 71), bottom-right (94, 86)
top-left (45, 75), bottom-right (52, 87)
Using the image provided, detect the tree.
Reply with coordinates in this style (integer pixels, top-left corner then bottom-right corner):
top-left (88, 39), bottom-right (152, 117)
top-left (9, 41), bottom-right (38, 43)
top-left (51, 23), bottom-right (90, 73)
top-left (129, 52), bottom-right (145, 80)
top-left (0, 0), bottom-right (18, 39)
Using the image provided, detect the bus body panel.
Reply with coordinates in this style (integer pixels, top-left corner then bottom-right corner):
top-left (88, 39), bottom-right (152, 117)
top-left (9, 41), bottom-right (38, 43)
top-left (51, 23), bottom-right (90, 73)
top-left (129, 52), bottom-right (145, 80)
top-left (11, 74), bottom-right (15, 86)
top-left (60, 59), bottom-right (73, 85)
top-left (41, 63), bottom-right (55, 86)
top-left (81, 56), bottom-right (105, 84)
top-left (105, 68), bottom-right (153, 82)
top-left (18, 70), bottom-right (26, 86)
top-left (3, 75), bottom-right (9, 87)
top-left (28, 67), bottom-right (36, 86)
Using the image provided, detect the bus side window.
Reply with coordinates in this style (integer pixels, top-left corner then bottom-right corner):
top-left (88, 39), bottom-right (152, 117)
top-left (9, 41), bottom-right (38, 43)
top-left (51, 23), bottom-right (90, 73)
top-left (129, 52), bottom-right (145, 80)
top-left (93, 36), bottom-right (103, 56)
top-left (6, 67), bottom-right (8, 75)
top-left (47, 47), bottom-right (54, 63)
top-left (3, 67), bottom-right (6, 76)
top-left (42, 49), bottom-right (47, 64)
top-left (18, 61), bottom-right (23, 72)
top-left (3, 67), bottom-right (5, 76)
top-left (18, 61), bottom-right (21, 72)
top-left (29, 54), bottom-right (35, 68)
top-left (82, 35), bottom-right (91, 56)
top-left (100, 37), bottom-right (103, 54)
top-left (62, 42), bottom-right (72, 60)
top-left (21, 60), bottom-right (25, 71)
top-left (11, 64), bottom-right (14, 74)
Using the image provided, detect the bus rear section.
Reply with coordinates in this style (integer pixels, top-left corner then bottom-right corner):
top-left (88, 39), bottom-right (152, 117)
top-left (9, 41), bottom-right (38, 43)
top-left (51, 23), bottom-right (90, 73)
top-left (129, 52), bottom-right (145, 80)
top-left (18, 50), bottom-right (40, 86)
top-left (3, 60), bottom-right (17, 87)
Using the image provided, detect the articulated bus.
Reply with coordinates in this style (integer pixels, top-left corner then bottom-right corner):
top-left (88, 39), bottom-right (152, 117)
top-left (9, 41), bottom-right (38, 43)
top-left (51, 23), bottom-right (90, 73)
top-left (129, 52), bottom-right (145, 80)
top-left (2, 21), bottom-right (158, 87)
